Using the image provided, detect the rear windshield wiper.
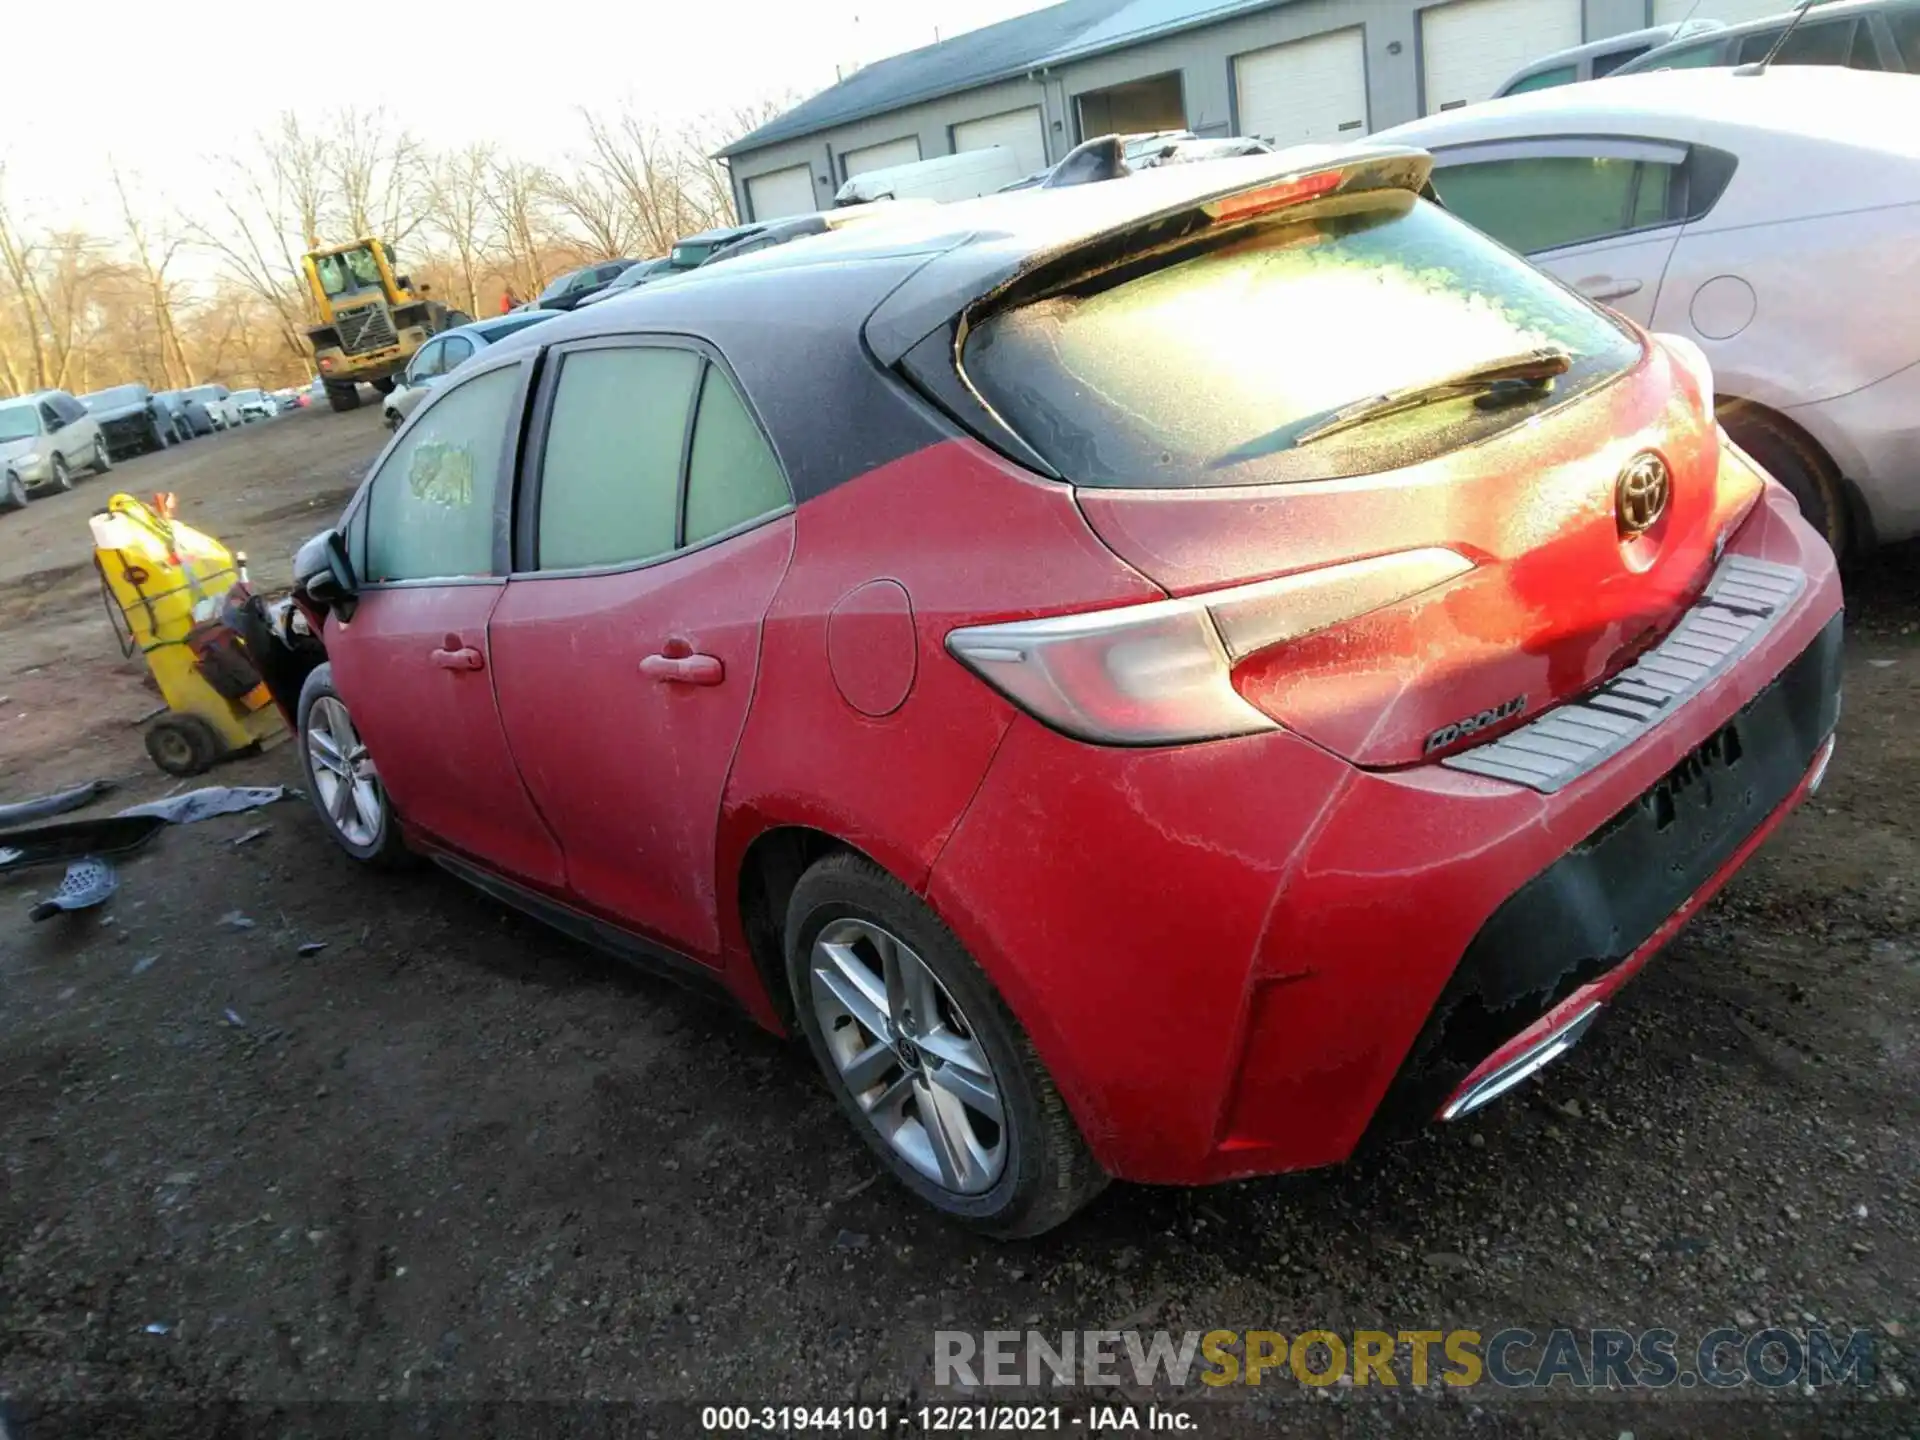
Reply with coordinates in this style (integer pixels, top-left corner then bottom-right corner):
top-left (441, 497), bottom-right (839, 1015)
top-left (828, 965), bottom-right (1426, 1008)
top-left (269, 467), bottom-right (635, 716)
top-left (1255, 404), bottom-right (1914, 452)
top-left (1290, 347), bottom-right (1573, 447)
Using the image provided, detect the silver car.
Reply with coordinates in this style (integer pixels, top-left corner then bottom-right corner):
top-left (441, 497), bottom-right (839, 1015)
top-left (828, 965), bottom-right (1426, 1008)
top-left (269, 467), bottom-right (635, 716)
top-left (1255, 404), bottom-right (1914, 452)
top-left (381, 311), bottom-right (560, 429)
top-left (0, 390), bottom-right (110, 511)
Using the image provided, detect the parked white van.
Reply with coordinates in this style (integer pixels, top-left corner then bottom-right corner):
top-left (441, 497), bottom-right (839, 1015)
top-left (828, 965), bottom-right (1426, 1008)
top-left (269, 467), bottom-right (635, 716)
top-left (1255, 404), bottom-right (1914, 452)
top-left (835, 146), bottom-right (1025, 205)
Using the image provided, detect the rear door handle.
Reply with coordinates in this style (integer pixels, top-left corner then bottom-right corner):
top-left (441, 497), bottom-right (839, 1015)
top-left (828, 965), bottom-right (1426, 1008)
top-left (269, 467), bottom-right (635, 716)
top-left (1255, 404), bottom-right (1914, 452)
top-left (641, 652), bottom-right (724, 686)
top-left (1578, 276), bottom-right (1643, 302)
top-left (431, 643), bottom-right (485, 671)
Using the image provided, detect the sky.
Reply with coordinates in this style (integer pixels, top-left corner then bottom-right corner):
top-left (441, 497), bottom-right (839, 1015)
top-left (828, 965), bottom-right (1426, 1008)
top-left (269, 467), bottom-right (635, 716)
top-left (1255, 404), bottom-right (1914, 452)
top-left (4, 0), bottom-right (1052, 236)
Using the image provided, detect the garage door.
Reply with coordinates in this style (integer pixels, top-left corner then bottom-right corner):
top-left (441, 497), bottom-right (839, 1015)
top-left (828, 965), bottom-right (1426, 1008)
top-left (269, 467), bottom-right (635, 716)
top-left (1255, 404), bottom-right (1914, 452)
top-left (744, 165), bottom-right (817, 222)
top-left (1234, 27), bottom-right (1368, 146)
top-left (952, 108), bottom-right (1047, 177)
top-left (1422, 0), bottom-right (1582, 114)
top-left (1651, 0), bottom-right (1788, 23)
top-left (842, 136), bottom-right (923, 180)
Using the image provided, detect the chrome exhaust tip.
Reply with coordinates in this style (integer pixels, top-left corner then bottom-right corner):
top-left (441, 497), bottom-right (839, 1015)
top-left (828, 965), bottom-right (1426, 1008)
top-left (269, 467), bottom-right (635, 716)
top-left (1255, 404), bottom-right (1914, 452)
top-left (1442, 1002), bottom-right (1603, 1122)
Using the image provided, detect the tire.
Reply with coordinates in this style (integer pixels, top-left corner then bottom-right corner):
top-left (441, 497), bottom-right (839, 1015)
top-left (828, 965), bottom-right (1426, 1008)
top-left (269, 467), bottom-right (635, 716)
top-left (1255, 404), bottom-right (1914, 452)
top-left (46, 455), bottom-right (71, 494)
top-left (296, 663), bottom-right (409, 867)
top-left (1, 470), bottom-right (27, 512)
top-left (92, 436), bottom-right (112, 474)
top-left (371, 376), bottom-right (397, 396)
top-left (785, 851), bottom-right (1107, 1237)
top-left (325, 382), bottom-right (361, 413)
top-left (1719, 402), bottom-right (1849, 559)
top-left (150, 418), bottom-right (170, 452)
top-left (144, 713), bottom-right (223, 776)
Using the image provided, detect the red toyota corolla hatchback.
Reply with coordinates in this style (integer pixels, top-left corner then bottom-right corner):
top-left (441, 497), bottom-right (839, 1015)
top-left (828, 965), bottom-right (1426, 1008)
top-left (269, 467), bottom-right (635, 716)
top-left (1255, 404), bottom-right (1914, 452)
top-left (259, 147), bottom-right (1842, 1236)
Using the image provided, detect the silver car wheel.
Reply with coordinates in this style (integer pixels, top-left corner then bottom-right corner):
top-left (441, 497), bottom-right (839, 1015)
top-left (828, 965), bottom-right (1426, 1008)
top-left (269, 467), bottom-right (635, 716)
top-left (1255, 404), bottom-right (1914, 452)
top-left (305, 695), bottom-right (384, 849)
top-left (811, 917), bottom-right (1007, 1194)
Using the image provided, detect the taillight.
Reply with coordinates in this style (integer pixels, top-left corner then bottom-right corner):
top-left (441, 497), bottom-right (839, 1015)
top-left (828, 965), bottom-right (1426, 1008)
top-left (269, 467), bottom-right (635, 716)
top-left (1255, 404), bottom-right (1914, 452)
top-left (946, 548), bottom-right (1472, 745)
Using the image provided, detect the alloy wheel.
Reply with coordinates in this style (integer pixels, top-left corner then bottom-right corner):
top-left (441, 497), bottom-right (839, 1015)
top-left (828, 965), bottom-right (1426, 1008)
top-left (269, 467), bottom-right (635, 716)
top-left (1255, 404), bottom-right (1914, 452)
top-left (810, 917), bottom-right (1007, 1194)
top-left (50, 456), bottom-right (70, 492)
top-left (305, 695), bottom-right (384, 848)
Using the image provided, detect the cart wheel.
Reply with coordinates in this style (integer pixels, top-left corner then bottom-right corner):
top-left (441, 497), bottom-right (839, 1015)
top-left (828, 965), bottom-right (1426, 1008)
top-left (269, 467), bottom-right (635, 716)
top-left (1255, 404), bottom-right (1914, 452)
top-left (145, 714), bottom-right (223, 776)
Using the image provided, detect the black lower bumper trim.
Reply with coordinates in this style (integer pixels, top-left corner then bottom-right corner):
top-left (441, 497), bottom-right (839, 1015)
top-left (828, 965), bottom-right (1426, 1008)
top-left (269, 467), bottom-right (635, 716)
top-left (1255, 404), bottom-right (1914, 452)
top-left (1366, 609), bottom-right (1843, 1141)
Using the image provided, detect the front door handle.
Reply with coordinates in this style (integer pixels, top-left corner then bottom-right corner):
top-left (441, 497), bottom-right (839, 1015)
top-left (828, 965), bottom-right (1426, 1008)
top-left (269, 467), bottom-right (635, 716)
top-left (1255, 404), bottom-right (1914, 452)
top-left (641, 651), bottom-right (724, 686)
top-left (431, 639), bottom-right (484, 671)
top-left (1578, 275), bottom-right (1643, 302)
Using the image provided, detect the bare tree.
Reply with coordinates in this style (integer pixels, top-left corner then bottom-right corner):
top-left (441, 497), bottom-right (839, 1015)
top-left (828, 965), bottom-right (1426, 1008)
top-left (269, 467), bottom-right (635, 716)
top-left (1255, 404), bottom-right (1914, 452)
top-left (328, 107), bottom-right (431, 244)
top-left (112, 165), bottom-right (195, 388)
top-left (482, 157), bottom-right (556, 306)
top-left (425, 143), bottom-right (500, 317)
top-left (0, 165), bottom-right (53, 390)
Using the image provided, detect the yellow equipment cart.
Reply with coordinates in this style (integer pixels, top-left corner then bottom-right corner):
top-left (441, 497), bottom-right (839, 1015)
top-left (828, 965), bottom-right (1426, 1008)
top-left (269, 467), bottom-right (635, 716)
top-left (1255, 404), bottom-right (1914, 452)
top-left (91, 492), bottom-right (285, 776)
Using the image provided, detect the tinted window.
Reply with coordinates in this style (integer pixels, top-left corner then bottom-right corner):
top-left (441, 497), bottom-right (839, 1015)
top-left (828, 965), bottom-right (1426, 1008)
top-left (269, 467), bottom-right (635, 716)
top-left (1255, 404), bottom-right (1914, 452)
top-left (364, 365), bottom-right (519, 582)
top-left (1897, 8), bottom-right (1920, 68)
top-left (408, 339), bottom-right (445, 381)
top-left (964, 192), bottom-right (1638, 489)
top-left (1641, 38), bottom-right (1728, 68)
top-left (39, 402), bottom-right (61, 427)
top-left (1590, 45), bottom-right (1647, 78)
top-left (536, 347), bottom-right (701, 570)
top-left (1433, 155), bottom-right (1678, 253)
top-left (1503, 64), bottom-right (1578, 94)
top-left (684, 367), bottom-right (789, 544)
top-left (1736, 18), bottom-right (1857, 65)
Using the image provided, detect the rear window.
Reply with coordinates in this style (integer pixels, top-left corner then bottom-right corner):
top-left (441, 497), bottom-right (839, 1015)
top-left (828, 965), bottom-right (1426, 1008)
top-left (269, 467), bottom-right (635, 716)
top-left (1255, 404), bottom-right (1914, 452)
top-left (962, 190), bottom-right (1641, 489)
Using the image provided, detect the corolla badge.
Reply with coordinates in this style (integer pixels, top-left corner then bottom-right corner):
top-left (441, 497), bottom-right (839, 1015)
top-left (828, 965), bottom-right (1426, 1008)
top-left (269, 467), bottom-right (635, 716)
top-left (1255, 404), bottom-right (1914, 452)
top-left (1616, 451), bottom-right (1672, 536)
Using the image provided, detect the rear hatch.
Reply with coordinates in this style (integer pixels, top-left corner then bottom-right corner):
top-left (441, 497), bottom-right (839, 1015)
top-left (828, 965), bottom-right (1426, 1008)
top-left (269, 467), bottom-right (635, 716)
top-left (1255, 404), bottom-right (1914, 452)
top-left (949, 164), bottom-right (1764, 766)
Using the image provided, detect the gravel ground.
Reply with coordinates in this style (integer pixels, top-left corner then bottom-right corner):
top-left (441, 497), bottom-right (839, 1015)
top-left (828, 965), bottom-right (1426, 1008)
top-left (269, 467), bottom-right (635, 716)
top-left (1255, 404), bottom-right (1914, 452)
top-left (0, 409), bottom-right (1914, 1439)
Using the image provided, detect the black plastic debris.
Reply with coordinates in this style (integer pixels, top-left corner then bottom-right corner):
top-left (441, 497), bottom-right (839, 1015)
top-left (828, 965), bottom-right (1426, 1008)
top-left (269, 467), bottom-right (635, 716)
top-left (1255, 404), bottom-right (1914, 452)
top-left (29, 857), bottom-right (119, 922)
top-left (0, 778), bottom-right (116, 827)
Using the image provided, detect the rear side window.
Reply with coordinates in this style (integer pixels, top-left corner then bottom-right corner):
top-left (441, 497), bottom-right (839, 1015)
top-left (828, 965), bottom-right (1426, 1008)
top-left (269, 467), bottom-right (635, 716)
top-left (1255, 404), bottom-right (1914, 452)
top-left (1897, 9), bottom-right (1920, 69)
top-left (364, 365), bottom-right (519, 582)
top-left (1736, 18), bottom-right (1859, 66)
top-left (1502, 64), bottom-right (1577, 94)
top-left (684, 367), bottom-right (788, 544)
top-left (963, 191), bottom-right (1639, 489)
top-left (536, 347), bottom-right (702, 570)
top-left (1433, 155), bottom-right (1678, 253)
top-left (1641, 39), bottom-right (1726, 68)
top-left (1590, 45), bottom-right (1647, 78)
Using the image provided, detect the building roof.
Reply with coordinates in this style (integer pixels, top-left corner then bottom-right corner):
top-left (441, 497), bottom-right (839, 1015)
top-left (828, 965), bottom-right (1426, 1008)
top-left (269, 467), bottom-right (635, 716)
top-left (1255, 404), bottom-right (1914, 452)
top-left (717, 0), bottom-right (1290, 158)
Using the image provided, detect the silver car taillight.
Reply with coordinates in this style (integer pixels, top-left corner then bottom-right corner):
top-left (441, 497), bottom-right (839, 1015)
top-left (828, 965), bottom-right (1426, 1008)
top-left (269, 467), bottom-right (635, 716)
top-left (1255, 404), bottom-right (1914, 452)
top-left (946, 547), bottom-right (1472, 745)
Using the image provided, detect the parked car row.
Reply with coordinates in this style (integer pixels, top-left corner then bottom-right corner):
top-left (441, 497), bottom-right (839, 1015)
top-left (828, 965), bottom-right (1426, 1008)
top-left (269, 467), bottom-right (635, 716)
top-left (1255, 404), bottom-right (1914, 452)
top-left (0, 376), bottom-right (293, 513)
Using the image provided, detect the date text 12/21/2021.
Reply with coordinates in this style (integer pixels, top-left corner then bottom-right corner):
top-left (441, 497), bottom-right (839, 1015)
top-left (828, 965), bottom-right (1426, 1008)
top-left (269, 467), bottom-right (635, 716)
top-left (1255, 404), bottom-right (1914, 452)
top-left (700, 1405), bottom-right (1198, 1432)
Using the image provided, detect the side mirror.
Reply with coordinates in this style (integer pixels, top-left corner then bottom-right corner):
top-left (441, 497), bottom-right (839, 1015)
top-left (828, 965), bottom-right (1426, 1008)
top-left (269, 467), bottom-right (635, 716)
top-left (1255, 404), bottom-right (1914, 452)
top-left (46, 415), bottom-right (65, 433)
top-left (294, 527), bottom-right (359, 617)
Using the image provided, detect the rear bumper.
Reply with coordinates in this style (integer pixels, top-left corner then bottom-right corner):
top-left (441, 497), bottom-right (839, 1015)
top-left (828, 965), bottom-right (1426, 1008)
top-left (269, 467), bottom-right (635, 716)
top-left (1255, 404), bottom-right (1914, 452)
top-left (926, 484), bottom-right (1842, 1184)
top-left (1382, 613), bottom-right (1841, 1137)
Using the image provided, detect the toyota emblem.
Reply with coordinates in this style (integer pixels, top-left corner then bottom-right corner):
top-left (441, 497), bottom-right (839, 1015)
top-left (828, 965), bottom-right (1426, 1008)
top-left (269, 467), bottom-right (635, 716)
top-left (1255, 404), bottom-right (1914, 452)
top-left (1616, 451), bottom-right (1671, 536)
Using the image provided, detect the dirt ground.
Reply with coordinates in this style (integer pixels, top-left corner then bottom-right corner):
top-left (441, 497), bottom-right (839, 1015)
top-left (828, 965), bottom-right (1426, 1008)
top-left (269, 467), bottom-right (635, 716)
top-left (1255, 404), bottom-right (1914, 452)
top-left (0, 409), bottom-right (1914, 1439)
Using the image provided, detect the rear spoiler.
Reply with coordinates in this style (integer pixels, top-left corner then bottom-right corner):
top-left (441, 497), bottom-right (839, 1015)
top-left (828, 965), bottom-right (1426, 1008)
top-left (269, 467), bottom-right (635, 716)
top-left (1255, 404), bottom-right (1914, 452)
top-left (865, 145), bottom-right (1437, 367)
